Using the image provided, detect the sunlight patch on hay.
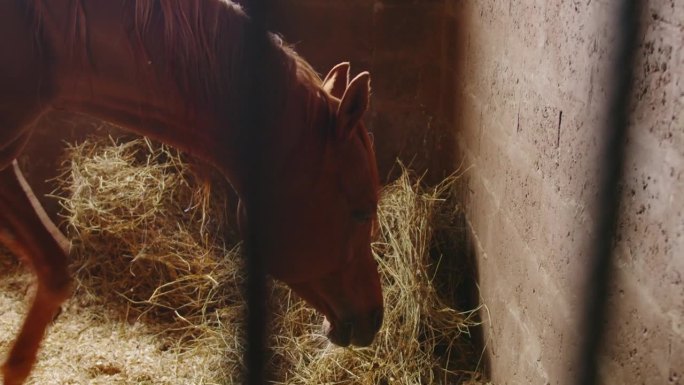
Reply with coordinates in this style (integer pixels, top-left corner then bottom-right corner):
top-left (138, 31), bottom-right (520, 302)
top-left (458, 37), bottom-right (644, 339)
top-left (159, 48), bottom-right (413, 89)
top-left (41, 136), bottom-right (491, 384)
top-left (55, 136), bottom-right (244, 383)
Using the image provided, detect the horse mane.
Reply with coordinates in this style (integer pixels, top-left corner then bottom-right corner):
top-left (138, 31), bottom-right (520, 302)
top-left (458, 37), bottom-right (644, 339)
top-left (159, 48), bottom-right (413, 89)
top-left (29, 0), bottom-right (330, 123)
top-left (131, 0), bottom-right (249, 106)
top-left (131, 0), bottom-right (328, 113)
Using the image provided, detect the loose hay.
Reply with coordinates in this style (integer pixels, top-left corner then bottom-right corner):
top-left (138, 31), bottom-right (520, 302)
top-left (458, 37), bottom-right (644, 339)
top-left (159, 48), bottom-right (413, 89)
top-left (57, 137), bottom-right (241, 325)
top-left (266, 166), bottom-right (484, 384)
top-left (55, 136), bottom-right (245, 383)
top-left (2, 135), bottom-right (490, 384)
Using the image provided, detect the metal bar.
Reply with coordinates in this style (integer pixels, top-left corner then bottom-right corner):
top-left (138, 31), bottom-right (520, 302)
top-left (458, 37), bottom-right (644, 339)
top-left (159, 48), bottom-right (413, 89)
top-left (575, 1), bottom-right (641, 384)
top-left (240, 1), bottom-right (273, 384)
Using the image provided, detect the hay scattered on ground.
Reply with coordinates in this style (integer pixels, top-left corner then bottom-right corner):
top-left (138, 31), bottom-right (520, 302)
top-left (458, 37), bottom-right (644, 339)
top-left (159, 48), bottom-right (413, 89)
top-left (0, 262), bottom-right (226, 385)
top-left (1, 136), bottom-right (490, 384)
top-left (267, 167), bottom-right (485, 384)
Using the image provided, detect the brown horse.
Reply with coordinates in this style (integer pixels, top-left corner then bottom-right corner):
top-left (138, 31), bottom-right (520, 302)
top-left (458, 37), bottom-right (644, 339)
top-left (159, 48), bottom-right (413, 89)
top-left (0, 1), bottom-right (383, 384)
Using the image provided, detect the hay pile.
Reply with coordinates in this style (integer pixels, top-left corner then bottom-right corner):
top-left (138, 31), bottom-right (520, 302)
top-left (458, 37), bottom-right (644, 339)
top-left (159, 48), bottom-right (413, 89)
top-left (9, 136), bottom-right (489, 384)
top-left (55, 136), bottom-right (245, 382)
top-left (58, 137), bottom-right (241, 326)
top-left (267, 168), bottom-right (484, 384)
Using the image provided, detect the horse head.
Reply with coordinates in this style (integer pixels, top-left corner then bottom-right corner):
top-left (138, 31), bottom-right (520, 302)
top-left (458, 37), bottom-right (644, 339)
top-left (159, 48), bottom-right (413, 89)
top-left (238, 63), bottom-right (383, 347)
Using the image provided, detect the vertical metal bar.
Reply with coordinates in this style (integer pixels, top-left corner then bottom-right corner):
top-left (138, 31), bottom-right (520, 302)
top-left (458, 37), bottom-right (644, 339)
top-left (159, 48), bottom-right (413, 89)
top-left (240, 1), bottom-right (273, 384)
top-left (575, 1), bottom-right (641, 384)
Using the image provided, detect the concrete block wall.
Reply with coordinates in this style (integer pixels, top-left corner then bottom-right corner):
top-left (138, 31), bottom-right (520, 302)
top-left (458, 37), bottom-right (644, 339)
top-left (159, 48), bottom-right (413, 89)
top-left (599, 2), bottom-right (684, 383)
top-left (447, 0), bottom-right (617, 381)
top-left (447, 0), bottom-right (684, 384)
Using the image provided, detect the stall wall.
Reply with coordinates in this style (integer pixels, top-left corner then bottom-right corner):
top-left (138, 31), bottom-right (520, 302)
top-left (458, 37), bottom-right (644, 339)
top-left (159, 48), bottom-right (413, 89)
top-left (447, 0), bottom-right (683, 384)
top-left (270, 0), bottom-right (455, 181)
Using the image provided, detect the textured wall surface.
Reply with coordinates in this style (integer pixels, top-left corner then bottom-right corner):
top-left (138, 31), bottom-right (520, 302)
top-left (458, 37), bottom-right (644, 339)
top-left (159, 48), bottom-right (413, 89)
top-left (447, 0), bottom-right (617, 381)
top-left (600, 2), bottom-right (684, 383)
top-left (446, 0), bottom-right (684, 384)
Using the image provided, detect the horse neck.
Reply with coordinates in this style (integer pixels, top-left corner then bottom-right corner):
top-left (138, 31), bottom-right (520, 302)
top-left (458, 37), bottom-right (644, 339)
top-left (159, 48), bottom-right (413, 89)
top-left (35, 0), bottom-right (324, 196)
top-left (37, 0), bottom-right (296, 193)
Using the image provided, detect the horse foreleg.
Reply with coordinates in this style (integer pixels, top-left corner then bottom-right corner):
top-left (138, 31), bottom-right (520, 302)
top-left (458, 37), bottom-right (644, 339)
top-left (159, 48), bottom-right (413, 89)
top-left (0, 161), bottom-right (72, 385)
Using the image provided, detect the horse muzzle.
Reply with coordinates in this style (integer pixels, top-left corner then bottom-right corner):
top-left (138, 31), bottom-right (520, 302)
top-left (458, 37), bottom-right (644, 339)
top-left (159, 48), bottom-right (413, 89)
top-left (322, 306), bottom-right (384, 347)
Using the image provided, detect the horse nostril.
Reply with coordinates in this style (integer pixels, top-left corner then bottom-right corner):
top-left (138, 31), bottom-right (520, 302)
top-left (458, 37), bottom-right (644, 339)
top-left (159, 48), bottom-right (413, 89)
top-left (372, 307), bottom-right (384, 331)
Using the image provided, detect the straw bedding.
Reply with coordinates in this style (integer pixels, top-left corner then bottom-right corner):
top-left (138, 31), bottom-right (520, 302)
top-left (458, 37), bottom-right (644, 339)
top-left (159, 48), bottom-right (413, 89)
top-left (0, 136), bottom-right (490, 384)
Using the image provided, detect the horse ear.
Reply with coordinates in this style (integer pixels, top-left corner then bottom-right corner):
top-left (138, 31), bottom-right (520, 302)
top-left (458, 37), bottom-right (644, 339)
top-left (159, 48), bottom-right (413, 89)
top-left (322, 62), bottom-right (350, 99)
top-left (336, 72), bottom-right (370, 141)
